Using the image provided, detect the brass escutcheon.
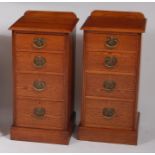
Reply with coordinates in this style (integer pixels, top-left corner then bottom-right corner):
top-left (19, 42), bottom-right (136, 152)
top-left (33, 107), bottom-right (46, 118)
top-left (33, 56), bottom-right (46, 68)
top-left (105, 36), bottom-right (118, 49)
top-left (33, 38), bottom-right (46, 49)
top-left (104, 56), bottom-right (117, 68)
top-left (103, 80), bottom-right (116, 92)
top-left (102, 108), bottom-right (115, 119)
top-left (33, 80), bottom-right (46, 91)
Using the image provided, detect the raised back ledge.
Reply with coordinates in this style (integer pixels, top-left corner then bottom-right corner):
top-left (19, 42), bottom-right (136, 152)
top-left (91, 10), bottom-right (145, 19)
top-left (9, 10), bottom-right (79, 33)
top-left (24, 10), bottom-right (78, 19)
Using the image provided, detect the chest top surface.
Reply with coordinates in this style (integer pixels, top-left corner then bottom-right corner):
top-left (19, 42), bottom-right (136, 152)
top-left (81, 10), bottom-right (146, 33)
top-left (9, 10), bottom-right (79, 33)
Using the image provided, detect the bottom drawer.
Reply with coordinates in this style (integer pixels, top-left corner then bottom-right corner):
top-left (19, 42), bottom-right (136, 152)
top-left (15, 98), bottom-right (65, 130)
top-left (84, 98), bottom-right (134, 130)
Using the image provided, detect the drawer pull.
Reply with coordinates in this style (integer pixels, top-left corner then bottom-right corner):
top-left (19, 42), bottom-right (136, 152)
top-left (33, 107), bottom-right (46, 117)
top-left (33, 80), bottom-right (46, 91)
top-left (33, 38), bottom-right (46, 49)
top-left (33, 56), bottom-right (46, 68)
top-left (102, 108), bottom-right (115, 119)
top-left (103, 80), bottom-right (116, 91)
top-left (104, 56), bottom-right (117, 68)
top-left (105, 37), bottom-right (118, 49)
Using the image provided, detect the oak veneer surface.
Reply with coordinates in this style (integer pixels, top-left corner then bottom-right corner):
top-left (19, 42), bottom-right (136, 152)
top-left (15, 33), bottom-right (66, 51)
top-left (15, 98), bottom-right (65, 130)
top-left (85, 73), bottom-right (136, 100)
top-left (10, 11), bottom-right (78, 33)
top-left (84, 98), bottom-right (134, 129)
top-left (16, 52), bottom-right (64, 73)
top-left (85, 51), bottom-right (137, 74)
top-left (82, 10), bottom-right (146, 33)
top-left (10, 10), bottom-right (78, 144)
top-left (78, 10), bottom-right (146, 145)
top-left (85, 32), bottom-right (139, 52)
top-left (16, 73), bottom-right (64, 100)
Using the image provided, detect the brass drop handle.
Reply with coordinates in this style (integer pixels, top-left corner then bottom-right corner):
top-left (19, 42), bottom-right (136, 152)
top-left (105, 37), bottom-right (118, 49)
top-left (103, 80), bottom-right (116, 92)
top-left (33, 38), bottom-right (46, 49)
top-left (104, 56), bottom-right (117, 68)
top-left (102, 108), bottom-right (115, 119)
top-left (33, 107), bottom-right (46, 118)
top-left (33, 56), bottom-right (46, 68)
top-left (33, 80), bottom-right (46, 91)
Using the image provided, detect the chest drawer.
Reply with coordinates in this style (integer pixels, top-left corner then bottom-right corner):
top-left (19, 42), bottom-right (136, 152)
top-left (15, 33), bottom-right (65, 52)
top-left (16, 52), bottom-right (64, 73)
top-left (85, 73), bottom-right (136, 100)
top-left (84, 98), bottom-right (134, 129)
top-left (16, 73), bottom-right (64, 101)
top-left (15, 98), bottom-right (65, 130)
top-left (85, 51), bottom-right (137, 74)
top-left (85, 32), bottom-right (139, 52)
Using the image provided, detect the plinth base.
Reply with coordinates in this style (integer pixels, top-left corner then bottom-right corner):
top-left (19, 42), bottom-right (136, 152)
top-left (77, 113), bottom-right (139, 145)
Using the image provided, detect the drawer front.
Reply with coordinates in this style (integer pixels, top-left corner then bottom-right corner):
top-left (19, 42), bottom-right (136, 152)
top-left (85, 73), bottom-right (136, 99)
top-left (85, 51), bottom-right (137, 74)
top-left (84, 98), bottom-right (134, 129)
top-left (16, 52), bottom-right (64, 73)
top-left (85, 32), bottom-right (139, 52)
top-left (15, 98), bottom-right (65, 130)
top-left (16, 73), bottom-right (64, 100)
top-left (15, 33), bottom-right (65, 52)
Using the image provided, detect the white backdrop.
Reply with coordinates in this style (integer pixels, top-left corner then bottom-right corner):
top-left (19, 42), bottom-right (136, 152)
top-left (0, 2), bottom-right (154, 152)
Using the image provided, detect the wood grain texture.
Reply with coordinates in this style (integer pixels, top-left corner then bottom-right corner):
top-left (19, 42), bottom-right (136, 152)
top-left (91, 10), bottom-right (145, 19)
top-left (77, 113), bottom-right (139, 145)
top-left (11, 11), bottom-right (78, 144)
top-left (16, 52), bottom-right (64, 73)
top-left (85, 51), bottom-right (138, 74)
top-left (9, 10), bottom-right (79, 33)
top-left (78, 10), bottom-right (146, 145)
top-left (16, 73), bottom-right (64, 101)
top-left (11, 113), bottom-right (74, 145)
top-left (85, 32), bottom-right (139, 52)
top-left (84, 98), bottom-right (134, 129)
top-left (82, 10), bottom-right (146, 33)
top-left (85, 72), bottom-right (136, 100)
top-left (15, 97), bottom-right (65, 130)
top-left (15, 33), bottom-right (65, 52)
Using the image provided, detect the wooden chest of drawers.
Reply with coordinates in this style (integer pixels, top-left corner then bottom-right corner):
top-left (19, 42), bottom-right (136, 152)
top-left (10, 11), bottom-right (78, 144)
top-left (77, 10), bottom-right (146, 145)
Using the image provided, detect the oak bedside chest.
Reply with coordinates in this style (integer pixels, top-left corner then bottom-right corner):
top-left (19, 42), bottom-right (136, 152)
top-left (9, 10), bottom-right (78, 144)
top-left (77, 10), bottom-right (146, 145)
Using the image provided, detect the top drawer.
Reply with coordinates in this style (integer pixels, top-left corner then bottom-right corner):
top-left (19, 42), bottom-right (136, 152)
top-left (85, 32), bottom-right (139, 52)
top-left (15, 33), bottom-right (65, 52)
